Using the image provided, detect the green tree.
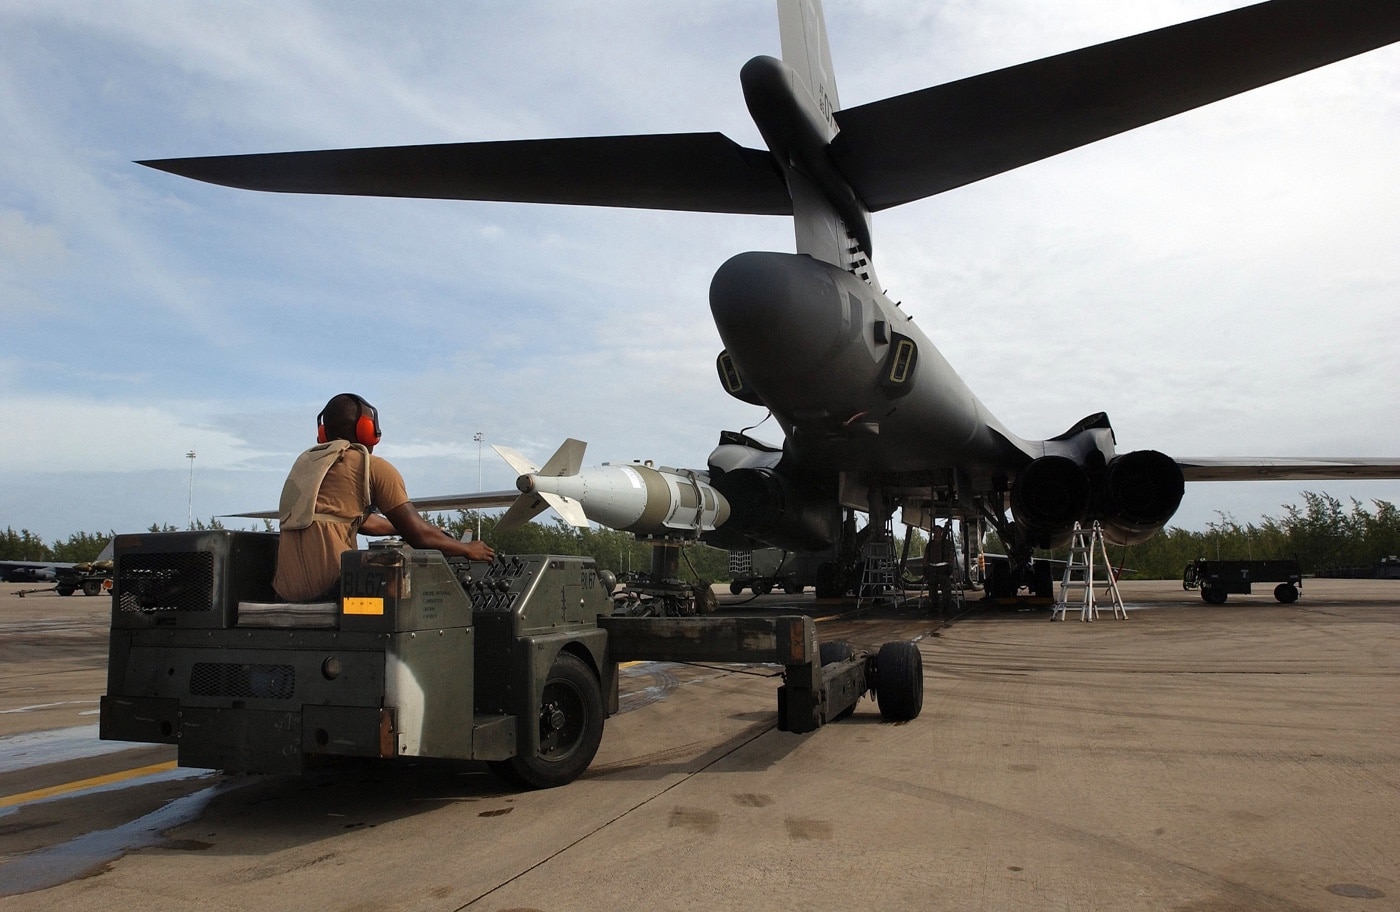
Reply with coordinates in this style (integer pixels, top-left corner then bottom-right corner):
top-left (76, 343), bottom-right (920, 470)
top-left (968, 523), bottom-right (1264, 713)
top-left (0, 527), bottom-right (52, 561)
top-left (50, 531), bottom-right (114, 562)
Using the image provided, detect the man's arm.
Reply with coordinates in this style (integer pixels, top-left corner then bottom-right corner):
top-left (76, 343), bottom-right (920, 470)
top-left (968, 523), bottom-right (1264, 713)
top-left (380, 502), bottom-right (495, 561)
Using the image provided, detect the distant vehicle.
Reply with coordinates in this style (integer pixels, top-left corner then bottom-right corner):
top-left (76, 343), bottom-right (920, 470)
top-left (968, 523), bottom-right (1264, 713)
top-left (1183, 558), bottom-right (1302, 604)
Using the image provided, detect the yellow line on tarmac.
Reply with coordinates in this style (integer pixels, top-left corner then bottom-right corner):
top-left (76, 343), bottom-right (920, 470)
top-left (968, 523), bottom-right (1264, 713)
top-left (0, 760), bottom-right (178, 809)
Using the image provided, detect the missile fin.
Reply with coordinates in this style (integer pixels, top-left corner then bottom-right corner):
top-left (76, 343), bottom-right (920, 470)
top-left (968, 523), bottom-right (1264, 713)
top-left (539, 438), bottom-right (587, 477)
top-left (495, 493), bottom-right (549, 532)
top-left (492, 444), bottom-right (539, 477)
top-left (540, 492), bottom-right (589, 528)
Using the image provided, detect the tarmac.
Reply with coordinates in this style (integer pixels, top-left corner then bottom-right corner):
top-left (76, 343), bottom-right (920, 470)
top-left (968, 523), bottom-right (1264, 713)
top-left (0, 578), bottom-right (1396, 910)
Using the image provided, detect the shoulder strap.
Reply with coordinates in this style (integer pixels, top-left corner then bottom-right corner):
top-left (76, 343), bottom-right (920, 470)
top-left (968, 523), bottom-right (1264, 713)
top-left (278, 441), bottom-right (372, 530)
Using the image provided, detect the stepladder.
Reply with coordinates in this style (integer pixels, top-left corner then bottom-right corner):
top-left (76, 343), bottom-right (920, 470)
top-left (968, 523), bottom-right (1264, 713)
top-left (1053, 521), bottom-right (1126, 621)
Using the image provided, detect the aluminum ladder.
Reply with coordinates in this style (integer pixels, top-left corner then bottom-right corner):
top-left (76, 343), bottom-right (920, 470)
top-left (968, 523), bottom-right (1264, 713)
top-left (1053, 521), bottom-right (1126, 621)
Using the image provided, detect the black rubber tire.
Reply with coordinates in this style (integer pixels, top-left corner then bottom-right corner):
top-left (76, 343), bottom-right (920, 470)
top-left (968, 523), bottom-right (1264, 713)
top-left (752, 581), bottom-right (772, 596)
top-left (818, 641), bottom-right (856, 666)
top-left (488, 652), bottom-right (603, 789)
top-left (1274, 583), bottom-right (1299, 604)
top-left (783, 580), bottom-right (802, 595)
top-left (729, 581), bottom-right (744, 596)
top-left (1201, 586), bottom-right (1228, 605)
top-left (56, 586), bottom-right (75, 597)
top-left (874, 641), bottom-right (923, 722)
top-left (82, 580), bottom-right (102, 597)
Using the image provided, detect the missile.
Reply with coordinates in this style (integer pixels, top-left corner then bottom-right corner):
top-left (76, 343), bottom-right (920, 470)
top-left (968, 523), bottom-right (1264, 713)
top-left (493, 439), bottom-right (730, 537)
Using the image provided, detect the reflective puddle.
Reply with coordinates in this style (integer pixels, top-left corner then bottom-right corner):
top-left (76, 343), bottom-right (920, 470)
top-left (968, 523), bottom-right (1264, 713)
top-left (0, 780), bottom-right (235, 896)
top-left (0, 725), bottom-right (231, 895)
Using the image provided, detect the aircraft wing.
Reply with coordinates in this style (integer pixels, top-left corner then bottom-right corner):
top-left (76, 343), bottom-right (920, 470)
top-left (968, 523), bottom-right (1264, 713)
top-left (0, 560), bottom-right (72, 582)
top-left (1176, 458), bottom-right (1400, 482)
top-left (830, 0), bottom-right (1400, 210)
top-left (226, 489), bottom-right (520, 522)
top-left (140, 134), bottom-right (791, 215)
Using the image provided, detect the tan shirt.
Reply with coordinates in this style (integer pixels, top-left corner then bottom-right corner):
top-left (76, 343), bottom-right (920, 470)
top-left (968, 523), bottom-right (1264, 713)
top-left (272, 447), bottom-right (410, 601)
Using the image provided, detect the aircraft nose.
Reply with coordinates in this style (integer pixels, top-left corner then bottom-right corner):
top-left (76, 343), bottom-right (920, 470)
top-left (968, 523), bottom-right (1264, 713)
top-left (709, 252), bottom-right (852, 383)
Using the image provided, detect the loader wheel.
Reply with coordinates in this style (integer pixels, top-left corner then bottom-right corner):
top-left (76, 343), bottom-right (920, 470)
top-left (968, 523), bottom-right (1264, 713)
top-left (819, 641), bottom-right (855, 666)
top-left (1274, 583), bottom-right (1299, 604)
top-left (729, 581), bottom-right (744, 595)
top-left (874, 641), bottom-right (923, 722)
top-left (1201, 586), bottom-right (1228, 605)
top-left (56, 586), bottom-right (75, 597)
top-left (82, 580), bottom-right (102, 597)
top-left (489, 652), bottom-right (603, 790)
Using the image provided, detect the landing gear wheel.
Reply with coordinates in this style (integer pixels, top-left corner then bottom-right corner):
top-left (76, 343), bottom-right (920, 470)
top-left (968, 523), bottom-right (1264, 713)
top-left (874, 641), bottom-right (923, 722)
top-left (1201, 586), bottom-right (1228, 605)
top-left (1274, 583), bottom-right (1299, 604)
top-left (489, 652), bottom-right (603, 789)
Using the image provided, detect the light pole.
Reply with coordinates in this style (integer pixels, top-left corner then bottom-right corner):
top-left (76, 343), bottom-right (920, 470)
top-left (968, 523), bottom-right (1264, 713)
top-left (186, 450), bottom-right (197, 529)
top-left (473, 432), bottom-right (484, 540)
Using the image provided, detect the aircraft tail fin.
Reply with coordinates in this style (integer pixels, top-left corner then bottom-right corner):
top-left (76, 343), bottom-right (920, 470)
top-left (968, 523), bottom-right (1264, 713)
top-left (778, 0), bottom-right (840, 130)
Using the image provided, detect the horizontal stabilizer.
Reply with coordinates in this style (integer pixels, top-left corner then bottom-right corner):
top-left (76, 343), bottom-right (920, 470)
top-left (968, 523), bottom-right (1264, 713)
top-left (830, 0), bottom-right (1400, 210)
top-left (140, 134), bottom-right (791, 215)
top-left (1176, 458), bottom-right (1400, 482)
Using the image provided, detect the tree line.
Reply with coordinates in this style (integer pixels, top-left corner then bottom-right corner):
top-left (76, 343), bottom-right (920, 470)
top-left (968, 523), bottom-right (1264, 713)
top-left (1110, 493), bottom-right (1400, 580)
top-left (5, 492), bottom-right (1396, 580)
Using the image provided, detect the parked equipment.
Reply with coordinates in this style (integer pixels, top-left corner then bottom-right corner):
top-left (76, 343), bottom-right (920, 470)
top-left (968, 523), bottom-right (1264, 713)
top-left (1183, 558), bottom-right (1302, 604)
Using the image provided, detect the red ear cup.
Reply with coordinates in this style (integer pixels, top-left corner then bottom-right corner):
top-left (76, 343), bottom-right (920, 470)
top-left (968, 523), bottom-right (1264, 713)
top-left (317, 422), bottom-right (328, 444)
top-left (356, 414), bottom-right (381, 446)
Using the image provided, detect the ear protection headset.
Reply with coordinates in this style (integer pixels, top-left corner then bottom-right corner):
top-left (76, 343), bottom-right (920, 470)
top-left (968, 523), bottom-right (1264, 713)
top-left (316, 393), bottom-right (382, 447)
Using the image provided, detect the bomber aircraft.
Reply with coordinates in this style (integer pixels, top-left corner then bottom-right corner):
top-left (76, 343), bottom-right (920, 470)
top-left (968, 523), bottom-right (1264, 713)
top-left (150, 1), bottom-right (1400, 598)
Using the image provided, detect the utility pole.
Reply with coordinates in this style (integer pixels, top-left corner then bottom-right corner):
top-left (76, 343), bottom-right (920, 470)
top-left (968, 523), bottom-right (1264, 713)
top-left (186, 450), bottom-right (197, 529)
top-left (473, 431), bottom-right (484, 540)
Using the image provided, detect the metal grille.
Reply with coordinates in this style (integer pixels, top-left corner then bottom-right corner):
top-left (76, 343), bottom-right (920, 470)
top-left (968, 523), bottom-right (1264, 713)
top-left (117, 552), bottom-right (214, 613)
top-left (190, 662), bottom-right (295, 700)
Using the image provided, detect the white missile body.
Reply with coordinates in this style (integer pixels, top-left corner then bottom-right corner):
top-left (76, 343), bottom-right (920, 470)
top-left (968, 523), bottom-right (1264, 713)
top-left (493, 439), bottom-right (730, 537)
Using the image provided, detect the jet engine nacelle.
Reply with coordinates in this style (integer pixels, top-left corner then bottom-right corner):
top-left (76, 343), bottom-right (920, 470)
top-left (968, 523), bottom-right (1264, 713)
top-left (1096, 449), bottom-right (1185, 545)
top-left (705, 466), bottom-right (841, 552)
top-left (1010, 455), bottom-right (1092, 549)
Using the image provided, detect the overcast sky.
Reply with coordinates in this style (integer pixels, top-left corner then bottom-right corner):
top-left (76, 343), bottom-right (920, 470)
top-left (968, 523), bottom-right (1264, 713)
top-left (3, 0), bottom-right (1398, 546)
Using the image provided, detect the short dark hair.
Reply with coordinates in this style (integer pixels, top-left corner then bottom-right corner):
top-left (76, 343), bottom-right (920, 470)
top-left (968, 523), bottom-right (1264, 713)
top-left (321, 393), bottom-right (367, 442)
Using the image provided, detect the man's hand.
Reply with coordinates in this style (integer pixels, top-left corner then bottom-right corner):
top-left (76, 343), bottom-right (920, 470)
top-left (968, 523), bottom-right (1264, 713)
top-left (463, 540), bottom-right (494, 562)
top-left (382, 501), bottom-right (496, 562)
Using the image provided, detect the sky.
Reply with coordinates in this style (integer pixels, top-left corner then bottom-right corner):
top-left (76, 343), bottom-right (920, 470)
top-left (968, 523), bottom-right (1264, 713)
top-left (2, 0), bottom-right (1398, 546)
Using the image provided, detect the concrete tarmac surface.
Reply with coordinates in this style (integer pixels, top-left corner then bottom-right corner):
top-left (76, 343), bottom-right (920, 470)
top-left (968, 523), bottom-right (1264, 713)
top-left (1, 578), bottom-right (1397, 910)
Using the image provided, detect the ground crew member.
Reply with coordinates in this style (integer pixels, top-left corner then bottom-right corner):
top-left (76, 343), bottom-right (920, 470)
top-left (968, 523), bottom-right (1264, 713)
top-left (272, 392), bottom-right (494, 601)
